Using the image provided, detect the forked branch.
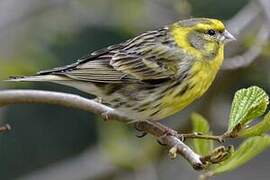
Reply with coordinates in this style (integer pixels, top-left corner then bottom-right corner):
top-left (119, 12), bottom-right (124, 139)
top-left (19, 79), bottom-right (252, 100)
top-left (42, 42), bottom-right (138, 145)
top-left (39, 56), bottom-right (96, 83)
top-left (0, 89), bottom-right (205, 169)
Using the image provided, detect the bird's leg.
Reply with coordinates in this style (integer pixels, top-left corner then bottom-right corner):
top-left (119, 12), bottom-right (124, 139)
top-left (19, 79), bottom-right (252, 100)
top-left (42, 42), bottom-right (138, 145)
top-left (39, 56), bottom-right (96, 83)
top-left (155, 122), bottom-right (178, 137)
top-left (133, 121), bottom-right (176, 144)
top-left (146, 121), bottom-right (186, 143)
top-left (156, 124), bottom-right (186, 145)
top-left (161, 126), bottom-right (178, 138)
top-left (159, 128), bottom-right (185, 142)
top-left (133, 120), bottom-right (176, 139)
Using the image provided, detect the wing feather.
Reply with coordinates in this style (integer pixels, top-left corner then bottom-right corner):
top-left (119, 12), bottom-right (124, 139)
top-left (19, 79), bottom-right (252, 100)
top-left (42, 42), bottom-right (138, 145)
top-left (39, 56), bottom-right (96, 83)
top-left (38, 27), bottom-right (190, 84)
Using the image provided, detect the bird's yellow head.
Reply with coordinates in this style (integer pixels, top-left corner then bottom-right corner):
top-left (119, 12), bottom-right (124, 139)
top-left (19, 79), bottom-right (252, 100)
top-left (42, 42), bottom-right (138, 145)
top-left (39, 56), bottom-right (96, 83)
top-left (170, 18), bottom-right (235, 60)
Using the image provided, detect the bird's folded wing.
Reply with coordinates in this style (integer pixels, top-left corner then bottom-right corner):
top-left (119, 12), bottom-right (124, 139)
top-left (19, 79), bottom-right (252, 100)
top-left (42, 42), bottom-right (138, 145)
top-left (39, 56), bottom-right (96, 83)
top-left (53, 44), bottom-right (180, 83)
top-left (37, 29), bottom-right (184, 84)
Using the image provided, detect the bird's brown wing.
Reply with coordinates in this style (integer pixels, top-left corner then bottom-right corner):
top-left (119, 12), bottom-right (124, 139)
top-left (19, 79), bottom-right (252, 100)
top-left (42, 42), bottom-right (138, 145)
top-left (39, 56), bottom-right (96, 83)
top-left (38, 28), bottom-right (184, 84)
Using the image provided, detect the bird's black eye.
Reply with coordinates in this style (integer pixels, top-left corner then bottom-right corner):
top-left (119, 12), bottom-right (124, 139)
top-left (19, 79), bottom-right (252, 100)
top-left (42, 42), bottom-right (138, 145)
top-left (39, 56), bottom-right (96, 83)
top-left (207, 29), bottom-right (216, 36)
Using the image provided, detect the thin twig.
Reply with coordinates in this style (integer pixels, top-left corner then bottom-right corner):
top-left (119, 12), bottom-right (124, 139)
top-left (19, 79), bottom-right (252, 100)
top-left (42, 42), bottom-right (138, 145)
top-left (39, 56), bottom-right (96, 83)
top-left (181, 133), bottom-right (224, 143)
top-left (225, 1), bottom-right (260, 36)
top-left (0, 89), bottom-right (204, 169)
top-left (222, 1), bottom-right (270, 70)
top-left (222, 24), bottom-right (270, 70)
top-left (259, 0), bottom-right (270, 23)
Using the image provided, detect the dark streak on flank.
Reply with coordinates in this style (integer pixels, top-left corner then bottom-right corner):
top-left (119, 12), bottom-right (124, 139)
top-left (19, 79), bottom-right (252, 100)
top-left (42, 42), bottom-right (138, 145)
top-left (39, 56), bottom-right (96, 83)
top-left (104, 84), bottom-right (121, 95)
top-left (159, 70), bottom-right (189, 95)
top-left (136, 107), bottom-right (147, 112)
top-left (125, 103), bottom-right (134, 108)
top-left (189, 83), bottom-right (195, 90)
top-left (113, 101), bottom-right (126, 108)
top-left (111, 98), bottom-right (121, 103)
top-left (153, 102), bottom-right (161, 109)
top-left (187, 69), bottom-right (199, 80)
top-left (149, 109), bottom-right (160, 117)
top-left (176, 84), bottom-right (189, 97)
top-left (142, 78), bottom-right (171, 85)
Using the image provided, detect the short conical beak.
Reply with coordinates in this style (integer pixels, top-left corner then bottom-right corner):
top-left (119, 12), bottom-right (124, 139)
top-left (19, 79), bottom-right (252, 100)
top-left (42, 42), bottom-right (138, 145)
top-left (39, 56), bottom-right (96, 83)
top-left (223, 29), bottom-right (236, 42)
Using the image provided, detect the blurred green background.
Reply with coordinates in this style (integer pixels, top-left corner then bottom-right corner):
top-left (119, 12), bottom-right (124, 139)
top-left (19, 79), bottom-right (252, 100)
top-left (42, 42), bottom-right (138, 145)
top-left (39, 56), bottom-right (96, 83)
top-left (0, 0), bottom-right (269, 179)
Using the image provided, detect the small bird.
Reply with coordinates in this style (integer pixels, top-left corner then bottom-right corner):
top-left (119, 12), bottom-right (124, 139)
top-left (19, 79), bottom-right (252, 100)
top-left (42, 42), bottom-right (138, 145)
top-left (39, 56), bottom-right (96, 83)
top-left (8, 18), bottom-right (235, 122)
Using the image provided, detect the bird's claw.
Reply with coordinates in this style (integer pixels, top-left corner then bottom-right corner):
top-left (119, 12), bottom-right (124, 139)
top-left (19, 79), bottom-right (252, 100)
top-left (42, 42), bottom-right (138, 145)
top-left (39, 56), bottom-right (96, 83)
top-left (136, 131), bottom-right (148, 138)
top-left (134, 122), bottom-right (148, 138)
top-left (101, 111), bottom-right (113, 121)
top-left (156, 139), bottom-right (167, 146)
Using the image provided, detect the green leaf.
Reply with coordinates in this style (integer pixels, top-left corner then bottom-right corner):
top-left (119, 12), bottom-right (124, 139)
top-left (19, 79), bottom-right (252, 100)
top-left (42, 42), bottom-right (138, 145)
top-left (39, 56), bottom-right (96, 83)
top-left (228, 86), bottom-right (269, 131)
top-left (191, 113), bottom-right (213, 156)
top-left (239, 111), bottom-right (270, 137)
top-left (210, 135), bottom-right (270, 175)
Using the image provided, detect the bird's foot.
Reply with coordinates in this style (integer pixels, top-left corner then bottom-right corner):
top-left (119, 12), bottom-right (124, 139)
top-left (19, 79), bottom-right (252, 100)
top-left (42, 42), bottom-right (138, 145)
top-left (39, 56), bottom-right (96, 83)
top-left (158, 125), bottom-right (185, 142)
top-left (101, 110), bottom-right (115, 121)
top-left (161, 126), bottom-right (179, 138)
top-left (94, 97), bottom-right (103, 104)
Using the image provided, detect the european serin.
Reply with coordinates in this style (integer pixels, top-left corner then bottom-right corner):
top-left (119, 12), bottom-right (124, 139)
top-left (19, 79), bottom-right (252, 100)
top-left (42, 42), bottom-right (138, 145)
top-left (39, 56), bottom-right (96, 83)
top-left (9, 18), bottom-right (235, 122)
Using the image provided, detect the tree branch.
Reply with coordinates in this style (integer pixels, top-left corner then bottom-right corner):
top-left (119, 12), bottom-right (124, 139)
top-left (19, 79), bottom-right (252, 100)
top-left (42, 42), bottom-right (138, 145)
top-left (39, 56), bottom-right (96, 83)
top-left (222, 24), bottom-right (270, 70)
top-left (0, 89), bottom-right (204, 170)
top-left (222, 1), bottom-right (270, 70)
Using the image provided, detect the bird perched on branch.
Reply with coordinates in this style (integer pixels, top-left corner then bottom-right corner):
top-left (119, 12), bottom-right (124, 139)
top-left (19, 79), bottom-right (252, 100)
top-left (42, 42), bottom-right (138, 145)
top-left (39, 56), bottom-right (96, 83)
top-left (8, 18), bottom-right (235, 122)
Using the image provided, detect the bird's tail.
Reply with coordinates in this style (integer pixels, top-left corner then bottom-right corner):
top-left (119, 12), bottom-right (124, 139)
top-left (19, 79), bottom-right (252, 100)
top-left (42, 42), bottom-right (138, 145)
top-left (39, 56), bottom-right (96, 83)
top-left (5, 75), bottom-right (68, 82)
top-left (6, 74), bottom-right (103, 97)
